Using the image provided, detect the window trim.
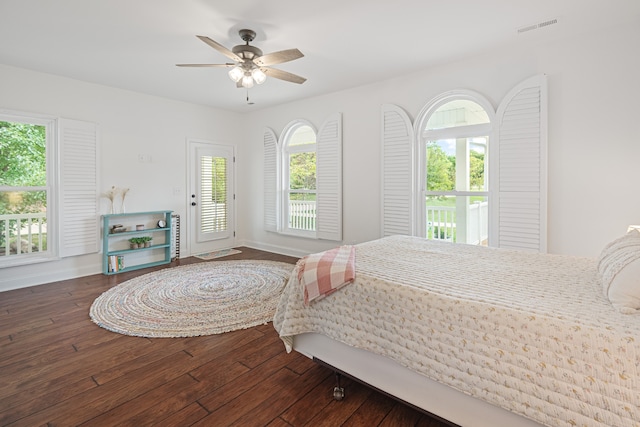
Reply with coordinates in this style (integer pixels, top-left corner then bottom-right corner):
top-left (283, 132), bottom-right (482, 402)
top-left (414, 90), bottom-right (495, 241)
top-left (0, 110), bottom-right (58, 268)
top-left (280, 119), bottom-right (317, 238)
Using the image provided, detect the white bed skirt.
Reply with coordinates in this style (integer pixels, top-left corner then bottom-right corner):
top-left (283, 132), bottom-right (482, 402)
top-left (293, 332), bottom-right (544, 427)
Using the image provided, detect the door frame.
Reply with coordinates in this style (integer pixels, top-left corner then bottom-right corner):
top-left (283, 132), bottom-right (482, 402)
top-left (186, 138), bottom-right (236, 256)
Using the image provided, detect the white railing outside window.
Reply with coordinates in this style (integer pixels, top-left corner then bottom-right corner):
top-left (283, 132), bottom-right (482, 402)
top-left (427, 201), bottom-right (488, 245)
top-left (289, 200), bottom-right (316, 231)
top-left (0, 213), bottom-right (47, 256)
top-left (427, 206), bottom-right (456, 241)
top-left (468, 201), bottom-right (489, 245)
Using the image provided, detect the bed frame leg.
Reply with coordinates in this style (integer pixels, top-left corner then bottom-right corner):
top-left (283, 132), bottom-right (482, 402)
top-left (333, 372), bottom-right (345, 401)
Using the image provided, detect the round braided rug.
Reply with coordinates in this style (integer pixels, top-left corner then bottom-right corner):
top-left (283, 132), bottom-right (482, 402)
top-left (90, 260), bottom-right (294, 338)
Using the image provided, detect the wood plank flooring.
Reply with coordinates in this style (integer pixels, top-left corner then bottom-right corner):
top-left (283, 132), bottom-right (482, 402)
top-left (0, 247), bottom-right (451, 426)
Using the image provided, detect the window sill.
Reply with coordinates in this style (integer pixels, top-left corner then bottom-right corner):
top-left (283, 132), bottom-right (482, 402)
top-left (0, 252), bottom-right (59, 269)
top-left (277, 229), bottom-right (317, 240)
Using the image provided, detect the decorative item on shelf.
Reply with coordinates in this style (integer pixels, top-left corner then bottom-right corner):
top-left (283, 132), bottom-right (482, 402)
top-left (101, 186), bottom-right (131, 214)
top-left (120, 188), bottom-right (129, 213)
top-left (102, 186), bottom-right (118, 214)
top-left (128, 237), bottom-right (140, 249)
top-left (128, 236), bottom-right (153, 249)
top-left (157, 220), bottom-right (166, 228)
top-left (128, 237), bottom-right (146, 249)
top-left (110, 224), bottom-right (126, 234)
top-left (136, 224), bottom-right (145, 231)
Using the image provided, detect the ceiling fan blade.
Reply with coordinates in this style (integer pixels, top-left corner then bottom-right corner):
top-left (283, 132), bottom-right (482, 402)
top-left (254, 49), bottom-right (304, 67)
top-left (263, 67), bottom-right (307, 84)
top-left (196, 35), bottom-right (243, 62)
top-left (175, 63), bottom-right (235, 67)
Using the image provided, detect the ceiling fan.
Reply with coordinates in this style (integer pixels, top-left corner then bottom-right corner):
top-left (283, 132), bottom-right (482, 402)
top-left (177, 29), bottom-right (306, 89)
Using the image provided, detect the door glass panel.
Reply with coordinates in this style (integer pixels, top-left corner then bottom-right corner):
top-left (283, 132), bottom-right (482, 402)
top-left (200, 156), bottom-right (227, 233)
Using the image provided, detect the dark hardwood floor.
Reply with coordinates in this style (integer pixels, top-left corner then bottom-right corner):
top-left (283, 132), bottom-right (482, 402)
top-left (0, 247), bottom-right (451, 426)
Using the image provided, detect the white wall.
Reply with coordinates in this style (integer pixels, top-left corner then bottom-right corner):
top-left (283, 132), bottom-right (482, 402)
top-left (2, 19), bottom-right (639, 290)
top-left (0, 65), bottom-right (242, 291)
top-left (239, 19), bottom-right (640, 258)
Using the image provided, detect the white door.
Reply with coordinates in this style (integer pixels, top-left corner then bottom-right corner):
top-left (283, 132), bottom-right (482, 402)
top-left (188, 140), bottom-right (235, 255)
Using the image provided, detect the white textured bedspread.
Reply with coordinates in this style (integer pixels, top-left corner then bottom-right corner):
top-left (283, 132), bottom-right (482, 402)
top-left (273, 236), bottom-right (640, 427)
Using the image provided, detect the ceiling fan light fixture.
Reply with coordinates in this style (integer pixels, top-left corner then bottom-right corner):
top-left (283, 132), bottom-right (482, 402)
top-left (228, 66), bottom-right (244, 83)
top-left (241, 73), bottom-right (254, 88)
top-left (252, 68), bottom-right (267, 85)
top-left (180, 29), bottom-right (306, 95)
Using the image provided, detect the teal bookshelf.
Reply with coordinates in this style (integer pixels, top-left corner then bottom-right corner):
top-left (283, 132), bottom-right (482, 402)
top-left (102, 210), bottom-right (172, 275)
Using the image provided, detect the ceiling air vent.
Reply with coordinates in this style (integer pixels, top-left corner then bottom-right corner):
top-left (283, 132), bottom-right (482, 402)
top-left (517, 18), bottom-right (558, 34)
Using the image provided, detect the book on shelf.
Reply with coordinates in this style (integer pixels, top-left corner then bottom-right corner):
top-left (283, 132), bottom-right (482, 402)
top-left (108, 255), bottom-right (125, 272)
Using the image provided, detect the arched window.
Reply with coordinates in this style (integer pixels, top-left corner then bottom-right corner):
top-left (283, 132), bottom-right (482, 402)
top-left (382, 76), bottom-right (547, 252)
top-left (264, 113), bottom-right (343, 241)
top-left (416, 92), bottom-right (494, 245)
top-left (282, 121), bottom-right (317, 235)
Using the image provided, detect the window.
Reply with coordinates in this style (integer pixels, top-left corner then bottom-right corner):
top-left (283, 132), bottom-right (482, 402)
top-left (282, 122), bottom-right (317, 235)
top-left (382, 75), bottom-right (547, 252)
top-left (0, 111), bottom-right (99, 268)
top-left (419, 97), bottom-right (492, 245)
top-left (0, 115), bottom-right (54, 264)
top-left (264, 113), bottom-right (343, 241)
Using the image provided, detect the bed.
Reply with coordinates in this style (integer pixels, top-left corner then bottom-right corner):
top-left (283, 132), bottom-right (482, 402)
top-left (273, 234), bottom-right (640, 427)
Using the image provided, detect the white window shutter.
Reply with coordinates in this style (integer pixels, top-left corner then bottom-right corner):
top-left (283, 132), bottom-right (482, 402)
top-left (263, 127), bottom-right (278, 232)
top-left (381, 104), bottom-right (414, 237)
top-left (58, 118), bottom-right (99, 257)
top-left (316, 112), bottom-right (342, 241)
top-left (492, 75), bottom-right (547, 252)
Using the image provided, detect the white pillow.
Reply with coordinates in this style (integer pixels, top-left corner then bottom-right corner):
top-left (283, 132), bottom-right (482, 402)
top-left (597, 229), bottom-right (640, 313)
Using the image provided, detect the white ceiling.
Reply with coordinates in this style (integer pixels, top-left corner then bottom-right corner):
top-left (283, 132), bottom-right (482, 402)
top-left (1, 0), bottom-right (639, 113)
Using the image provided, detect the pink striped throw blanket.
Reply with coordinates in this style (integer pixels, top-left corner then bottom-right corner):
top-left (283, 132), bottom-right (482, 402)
top-left (299, 245), bottom-right (356, 305)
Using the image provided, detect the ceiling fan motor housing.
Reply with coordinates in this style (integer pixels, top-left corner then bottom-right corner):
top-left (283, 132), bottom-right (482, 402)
top-left (232, 44), bottom-right (263, 60)
top-left (238, 29), bottom-right (256, 43)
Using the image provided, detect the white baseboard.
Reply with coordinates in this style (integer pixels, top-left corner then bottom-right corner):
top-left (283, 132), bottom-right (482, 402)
top-left (237, 239), bottom-right (308, 259)
top-left (0, 261), bottom-right (101, 293)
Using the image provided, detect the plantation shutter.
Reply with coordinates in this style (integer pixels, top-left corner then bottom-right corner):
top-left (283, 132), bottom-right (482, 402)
top-left (316, 112), bottom-right (342, 241)
top-left (58, 118), bottom-right (99, 257)
top-left (263, 127), bottom-right (278, 232)
top-left (381, 104), bottom-right (414, 237)
top-left (492, 75), bottom-right (547, 252)
top-left (263, 128), bottom-right (278, 231)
